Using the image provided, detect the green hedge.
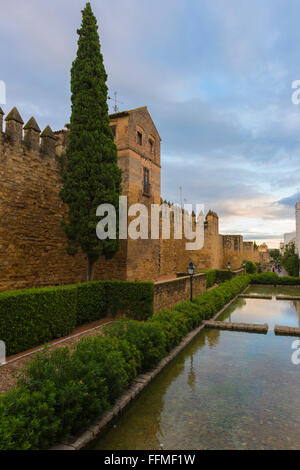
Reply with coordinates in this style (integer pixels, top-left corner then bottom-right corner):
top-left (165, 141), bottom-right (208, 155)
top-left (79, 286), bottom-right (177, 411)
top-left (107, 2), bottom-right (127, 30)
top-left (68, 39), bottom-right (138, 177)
top-left (205, 270), bottom-right (217, 288)
top-left (76, 282), bottom-right (107, 325)
top-left (215, 270), bottom-right (233, 282)
top-left (0, 281), bottom-right (154, 356)
top-left (0, 275), bottom-right (250, 450)
top-left (243, 260), bottom-right (257, 274)
top-left (203, 269), bottom-right (233, 288)
top-left (102, 281), bottom-right (154, 321)
top-left (76, 281), bottom-right (154, 324)
top-left (251, 272), bottom-right (300, 285)
top-left (0, 286), bottom-right (78, 357)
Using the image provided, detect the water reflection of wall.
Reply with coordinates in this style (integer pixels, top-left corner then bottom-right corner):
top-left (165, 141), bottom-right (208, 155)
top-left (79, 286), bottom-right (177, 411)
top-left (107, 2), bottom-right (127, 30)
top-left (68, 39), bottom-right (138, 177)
top-left (155, 328), bottom-right (222, 439)
top-left (292, 301), bottom-right (300, 327)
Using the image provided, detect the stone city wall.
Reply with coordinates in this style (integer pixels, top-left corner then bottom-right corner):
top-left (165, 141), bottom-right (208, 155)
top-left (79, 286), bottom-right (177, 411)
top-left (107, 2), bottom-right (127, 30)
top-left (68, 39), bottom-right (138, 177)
top-left (0, 106), bottom-right (269, 293)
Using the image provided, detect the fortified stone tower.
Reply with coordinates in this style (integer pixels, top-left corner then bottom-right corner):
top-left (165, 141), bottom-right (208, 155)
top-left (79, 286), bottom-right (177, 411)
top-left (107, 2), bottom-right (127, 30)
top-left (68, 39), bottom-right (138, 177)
top-left (109, 106), bottom-right (161, 207)
top-left (108, 106), bottom-right (162, 280)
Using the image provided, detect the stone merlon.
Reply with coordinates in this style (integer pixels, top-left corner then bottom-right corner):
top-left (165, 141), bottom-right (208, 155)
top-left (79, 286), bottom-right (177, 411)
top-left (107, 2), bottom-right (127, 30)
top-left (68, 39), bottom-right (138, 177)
top-left (24, 117), bottom-right (41, 133)
top-left (5, 106), bottom-right (24, 124)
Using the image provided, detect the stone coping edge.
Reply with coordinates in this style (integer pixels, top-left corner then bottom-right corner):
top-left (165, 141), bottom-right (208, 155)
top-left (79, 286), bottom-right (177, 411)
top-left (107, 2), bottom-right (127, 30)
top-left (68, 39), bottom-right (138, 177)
top-left (274, 325), bottom-right (300, 336)
top-left (239, 294), bottom-right (272, 299)
top-left (250, 284), bottom-right (300, 287)
top-left (276, 295), bottom-right (300, 301)
top-left (155, 272), bottom-right (206, 286)
top-left (50, 286), bottom-right (248, 451)
top-left (203, 320), bottom-right (268, 334)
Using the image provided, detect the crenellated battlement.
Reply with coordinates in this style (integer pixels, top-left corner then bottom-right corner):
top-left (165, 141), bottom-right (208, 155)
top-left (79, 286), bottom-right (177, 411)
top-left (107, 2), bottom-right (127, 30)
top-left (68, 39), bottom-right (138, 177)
top-left (0, 106), bottom-right (63, 158)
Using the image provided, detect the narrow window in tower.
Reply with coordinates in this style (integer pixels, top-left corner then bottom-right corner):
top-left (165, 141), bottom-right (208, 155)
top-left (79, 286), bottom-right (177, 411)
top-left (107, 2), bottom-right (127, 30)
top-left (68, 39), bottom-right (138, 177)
top-left (143, 168), bottom-right (150, 195)
top-left (149, 138), bottom-right (155, 155)
top-left (137, 131), bottom-right (143, 145)
top-left (110, 125), bottom-right (117, 139)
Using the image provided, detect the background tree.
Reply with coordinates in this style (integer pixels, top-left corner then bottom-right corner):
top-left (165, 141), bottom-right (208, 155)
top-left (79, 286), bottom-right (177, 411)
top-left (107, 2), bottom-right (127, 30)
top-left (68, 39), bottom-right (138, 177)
top-left (242, 260), bottom-right (257, 274)
top-left (282, 246), bottom-right (299, 276)
top-left (60, 2), bottom-right (122, 281)
top-left (269, 248), bottom-right (281, 263)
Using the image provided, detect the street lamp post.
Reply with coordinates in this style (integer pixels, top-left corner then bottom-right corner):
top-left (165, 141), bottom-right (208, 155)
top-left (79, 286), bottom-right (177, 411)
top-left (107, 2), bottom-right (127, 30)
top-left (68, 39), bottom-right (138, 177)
top-left (187, 261), bottom-right (196, 302)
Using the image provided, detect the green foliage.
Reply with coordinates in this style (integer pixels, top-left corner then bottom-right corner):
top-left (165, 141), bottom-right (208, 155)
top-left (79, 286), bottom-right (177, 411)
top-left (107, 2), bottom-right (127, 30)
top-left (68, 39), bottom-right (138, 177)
top-left (243, 260), bottom-right (257, 274)
top-left (0, 286), bottom-right (78, 356)
top-left (215, 270), bottom-right (233, 282)
top-left (0, 383), bottom-right (61, 450)
top-left (282, 253), bottom-right (299, 277)
top-left (77, 281), bottom-right (107, 324)
top-left (269, 249), bottom-right (280, 262)
top-left (0, 274), bottom-right (251, 450)
top-left (59, 3), bottom-right (122, 279)
top-left (73, 336), bottom-right (131, 403)
top-left (0, 280), bottom-right (154, 356)
top-left (105, 320), bottom-right (167, 370)
top-left (251, 272), bottom-right (300, 285)
top-left (256, 263), bottom-right (262, 273)
top-left (205, 270), bottom-right (217, 288)
top-left (150, 310), bottom-right (187, 352)
top-left (202, 269), bottom-right (233, 287)
top-left (103, 281), bottom-right (155, 320)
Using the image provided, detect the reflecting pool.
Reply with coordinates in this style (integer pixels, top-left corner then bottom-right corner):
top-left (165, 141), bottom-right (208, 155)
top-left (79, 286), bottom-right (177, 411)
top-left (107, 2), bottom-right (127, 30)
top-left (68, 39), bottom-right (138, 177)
top-left (90, 326), bottom-right (300, 450)
top-left (218, 285), bottom-right (300, 329)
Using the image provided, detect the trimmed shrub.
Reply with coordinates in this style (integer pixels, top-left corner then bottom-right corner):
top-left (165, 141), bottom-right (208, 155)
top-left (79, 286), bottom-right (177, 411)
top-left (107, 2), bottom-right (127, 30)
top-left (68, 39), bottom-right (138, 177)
top-left (76, 282), bottom-right (107, 325)
top-left (105, 320), bottom-right (166, 370)
top-left (150, 310), bottom-right (186, 352)
top-left (0, 383), bottom-right (61, 450)
top-left (73, 336), bottom-right (132, 403)
top-left (206, 270), bottom-right (217, 288)
top-left (2, 346), bottom-right (109, 450)
top-left (251, 272), bottom-right (300, 285)
top-left (0, 280), bottom-right (155, 357)
top-left (0, 286), bottom-right (78, 356)
top-left (243, 260), bottom-right (257, 274)
top-left (103, 281), bottom-right (155, 321)
top-left (215, 270), bottom-right (233, 282)
top-left (201, 269), bottom-right (236, 288)
top-left (250, 272), bottom-right (278, 284)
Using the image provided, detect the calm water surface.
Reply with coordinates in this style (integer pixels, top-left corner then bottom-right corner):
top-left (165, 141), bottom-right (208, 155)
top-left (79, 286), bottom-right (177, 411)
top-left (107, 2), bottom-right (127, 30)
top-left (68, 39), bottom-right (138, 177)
top-left (90, 286), bottom-right (300, 450)
top-left (219, 285), bottom-right (300, 329)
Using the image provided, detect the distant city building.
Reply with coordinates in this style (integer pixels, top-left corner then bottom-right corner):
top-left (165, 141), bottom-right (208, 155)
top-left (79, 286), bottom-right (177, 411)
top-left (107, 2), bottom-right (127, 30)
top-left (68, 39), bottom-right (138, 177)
top-left (282, 203), bottom-right (300, 258)
top-left (296, 202), bottom-right (300, 256)
top-left (284, 231), bottom-right (296, 250)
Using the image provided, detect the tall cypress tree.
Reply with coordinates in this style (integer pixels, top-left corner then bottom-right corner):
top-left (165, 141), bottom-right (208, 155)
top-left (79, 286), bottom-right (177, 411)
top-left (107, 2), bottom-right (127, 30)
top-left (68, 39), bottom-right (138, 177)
top-left (60, 2), bottom-right (122, 281)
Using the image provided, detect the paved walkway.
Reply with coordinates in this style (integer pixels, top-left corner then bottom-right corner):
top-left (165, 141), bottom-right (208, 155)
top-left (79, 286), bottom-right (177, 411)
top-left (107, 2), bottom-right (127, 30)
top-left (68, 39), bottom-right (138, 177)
top-left (278, 267), bottom-right (288, 277)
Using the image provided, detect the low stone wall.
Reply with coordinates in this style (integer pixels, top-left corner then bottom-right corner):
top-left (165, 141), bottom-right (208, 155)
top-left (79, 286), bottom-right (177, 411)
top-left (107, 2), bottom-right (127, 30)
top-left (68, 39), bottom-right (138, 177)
top-left (154, 273), bottom-right (206, 312)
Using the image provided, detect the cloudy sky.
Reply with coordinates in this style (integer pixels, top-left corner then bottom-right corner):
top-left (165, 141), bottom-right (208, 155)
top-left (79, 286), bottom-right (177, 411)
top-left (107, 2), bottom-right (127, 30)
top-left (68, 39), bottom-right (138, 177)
top-left (1, 0), bottom-right (300, 247)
